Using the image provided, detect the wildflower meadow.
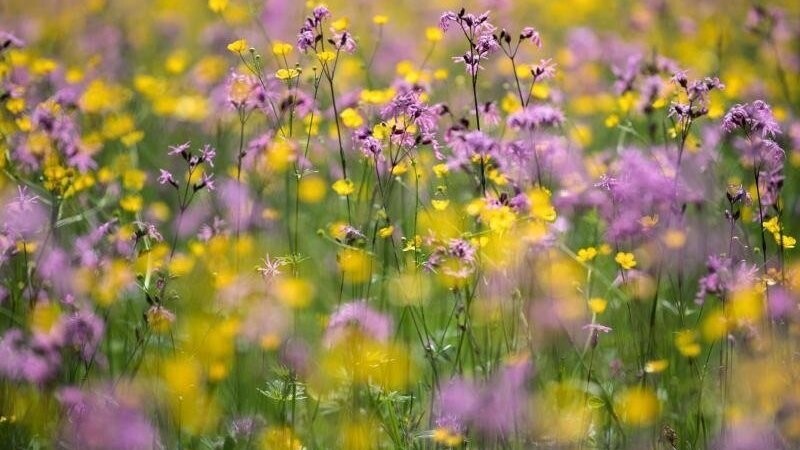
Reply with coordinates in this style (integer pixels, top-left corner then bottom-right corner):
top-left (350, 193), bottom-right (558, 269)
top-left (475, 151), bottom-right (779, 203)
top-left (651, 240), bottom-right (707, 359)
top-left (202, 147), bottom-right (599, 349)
top-left (1, 1), bottom-right (800, 449)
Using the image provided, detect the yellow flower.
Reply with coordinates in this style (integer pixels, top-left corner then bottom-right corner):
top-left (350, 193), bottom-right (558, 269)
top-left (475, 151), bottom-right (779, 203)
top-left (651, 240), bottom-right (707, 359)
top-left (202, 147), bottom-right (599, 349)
top-left (5, 97), bottom-right (24, 114)
top-left (615, 252), bottom-right (636, 270)
top-left (298, 176), bottom-right (326, 203)
top-left (120, 194), bottom-right (143, 212)
top-left (576, 247), bottom-right (597, 262)
top-left (644, 359), bottom-right (669, 374)
top-left (587, 297), bottom-right (607, 314)
top-left (272, 41), bottom-right (294, 56)
top-left (378, 226), bottom-right (394, 239)
top-left (616, 386), bottom-right (660, 426)
top-left (373, 15), bottom-right (388, 25)
top-left (317, 51), bottom-right (336, 63)
top-left (425, 27), bottom-right (444, 42)
top-left (604, 114), bottom-right (620, 128)
top-left (675, 329), bottom-right (701, 358)
top-left (332, 178), bottom-right (355, 196)
top-left (227, 38), bottom-right (248, 54)
top-left (338, 248), bottom-right (372, 284)
top-left (331, 18), bottom-right (349, 32)
top-left (774, 233), bottom-right (796, 249)
top-left (528, 187), bottom-right (556, 221)
top-left (275, 68), bottom-right (300, 80)
top-left (433, 426), bottom-right (463, 447)
top-left (208, 0), bottom-right (227, 12)
top-left (432, 163), bottom-right (449, 178)
top-left (339, 108), bottom-right (364, 128)
top-left (763, 216), bottom-right (780, 234)
top-left (275, 277), bottom-right (314, 309)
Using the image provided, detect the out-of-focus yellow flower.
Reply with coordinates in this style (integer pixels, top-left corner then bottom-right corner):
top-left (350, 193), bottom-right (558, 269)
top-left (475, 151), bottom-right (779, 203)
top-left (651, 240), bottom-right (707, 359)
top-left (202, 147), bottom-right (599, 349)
top-left (275, 277), bottom-right (314, 309)
top-left (644, 359), bottom-right (669, 374)
top-left (529, 187), bottom-right (556, 221)
top-left (372, 15), bottom-right (388, 25)
top-left (432, 163), bottom-right (449, 178)
top-left (332, 178), bottom-right (354, 196)
top-left (425, 27), bottom-right (444, 42)
top-left (433, 427), bottom-right (463, 447)
top-left (360, 88), bottom-right (394, 104)
top-left (275, 68), bottom-right (300, 80)
top-left (208, 0), bottom-right (227, 12)
top-left (482, 205), bottom-right (516, 233)
top-left (30, 302), bottom-right (61, 334)
top-left (378, 225), bottom-right (394, 238)
top-left (588, 297), bottom-right (607, 314)
top-left (165, 50), bottom-right (189, 74)
top-left (338, 248), bottom-right (372, 284)
top-left (317, 50), bottom-right (336, 63)
top-left (615, 252), bottom-right (637, 270)
top-left (391, 160), bottom-right (409, 176)
top-left (272, 41), bottom-right (293, 56)
top-left (31, 58), bottom-right (57, 76)
top-left (227, 38), bottom-right (248, 54)
top-left (340, 107), bottom-right (363, 128)
top-left (331, 18), bottom-right (348, 32)
top-left (675, 329), bottom-right (701, 358)
top-left (264, 140), bottom-right (296, 173)
top-left (260, 426), bottom-right (302, 450)
top-left (729, 286), bottom-right (764, 323)
top-left (616, 386), bottom-right (660, 426)
top-left (5, 97), bottom-right (24, 114)
top-left (576, 247), bottom-right (597, 262)
top-left (172, 95), bottom-right (209, 122)
top-left (122, 168), bottom-right (146, 191)
top-left (298, 175), bottom-right (326, 203)
top-left (120, 194), bottom-right (143, 212)
top-left (79, 79), bottom-right (129, 113)
top-left (169, 253), bottom-right (194, 277)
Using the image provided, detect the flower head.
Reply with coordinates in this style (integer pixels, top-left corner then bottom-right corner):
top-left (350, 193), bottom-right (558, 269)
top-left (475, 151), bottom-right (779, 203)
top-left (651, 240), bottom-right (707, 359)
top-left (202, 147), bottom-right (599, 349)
top-left (722, 100), bottom-right (781, 138)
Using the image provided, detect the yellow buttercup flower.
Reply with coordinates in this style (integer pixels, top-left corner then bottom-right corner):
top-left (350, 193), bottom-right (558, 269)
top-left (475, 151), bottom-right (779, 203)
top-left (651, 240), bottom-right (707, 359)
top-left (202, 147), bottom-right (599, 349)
top-left (576, 247), bottom-right (597, 262)
top-left (317, 51), bottom-right (336, 63)
top-left (774, 233), bottom-right (796, 249)
top-left (339, 108), bottom-right (364, 128)
top-left (378, 226), bottom-right (394, 239)
top-left (425, 27), bottom-right (444, 42)
top-left (227, 38), bottom-right (248, 54)
top-left (616, 386), bottom-right (660, 426)
top-left (275, 68), bottom-right (300, 80)
top-left (615, 252), bottom-right (637, 270)
top-left (588, 297), bottom-right (607, 314)
top-left (272, 41), bottom-right (294, 56)
top-left (373, 15), bottom-right (388, 25)
top-left (332, 179), bottom-right (355, 196)
top-left (763, 216), bottom-right (780, 234)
